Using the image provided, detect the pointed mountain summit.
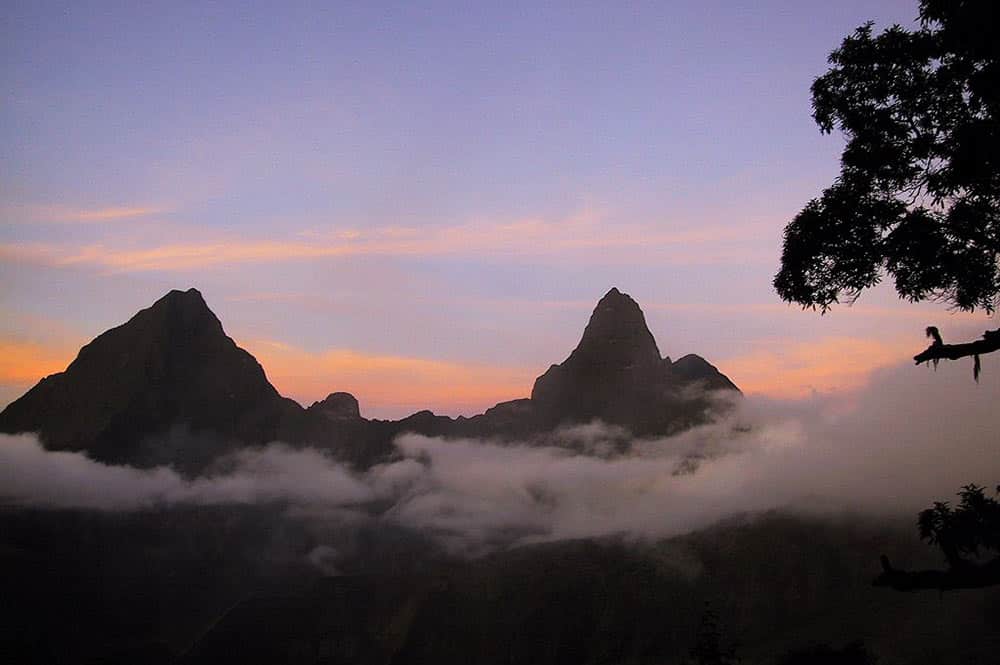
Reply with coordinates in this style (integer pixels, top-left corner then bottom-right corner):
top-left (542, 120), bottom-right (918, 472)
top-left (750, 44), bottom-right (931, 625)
top-left (529, 287), bottom-right (737, 434)
top-left (562, 287), bottom-right (663, 369)
top-left (0, 288), bottom-right (302, 468)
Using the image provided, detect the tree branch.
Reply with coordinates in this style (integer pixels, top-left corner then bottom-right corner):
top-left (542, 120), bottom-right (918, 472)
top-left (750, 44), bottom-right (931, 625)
top-left (873, 554), bottom-right (1000, 591)
top-left (913, 328), bottom-right (1000, 373)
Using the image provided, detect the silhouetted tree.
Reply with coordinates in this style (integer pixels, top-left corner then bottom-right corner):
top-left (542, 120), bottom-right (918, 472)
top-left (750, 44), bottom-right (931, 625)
top-left (874, 484), bottom-right (1000, 590)
top-left (773, 0), bottom-right (1000, 376)
top-left (687, 605), bottom-right (739, 665)
top-left (774, 641), bottom-right (877, 665)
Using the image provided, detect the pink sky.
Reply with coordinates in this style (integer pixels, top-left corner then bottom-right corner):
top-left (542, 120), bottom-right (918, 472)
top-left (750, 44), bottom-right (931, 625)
top-left (2, 1), bottom-right (995, 418)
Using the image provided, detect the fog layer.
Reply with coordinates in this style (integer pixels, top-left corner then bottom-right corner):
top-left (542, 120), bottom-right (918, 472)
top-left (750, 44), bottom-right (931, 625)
top-left (2, 356), bottom-right (998, 553)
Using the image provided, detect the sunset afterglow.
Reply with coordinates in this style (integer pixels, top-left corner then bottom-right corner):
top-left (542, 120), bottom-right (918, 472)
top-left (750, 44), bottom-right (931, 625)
top-left (2, 1), bottom-right (995, 417)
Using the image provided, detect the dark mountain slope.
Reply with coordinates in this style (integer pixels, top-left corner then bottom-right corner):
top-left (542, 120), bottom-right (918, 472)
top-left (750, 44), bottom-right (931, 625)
top-left (0, 289), bottom-right (303, 468)
top-left (170, 513), bottom-right (1000, 665)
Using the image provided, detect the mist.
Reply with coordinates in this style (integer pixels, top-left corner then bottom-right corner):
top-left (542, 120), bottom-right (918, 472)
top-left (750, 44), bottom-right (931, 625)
top-left (2, 356), bottom-right (998, 555)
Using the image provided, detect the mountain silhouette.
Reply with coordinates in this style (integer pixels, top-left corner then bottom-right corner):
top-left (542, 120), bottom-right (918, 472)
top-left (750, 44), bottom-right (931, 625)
top-left (530, 288), bottom-right (737, 433)
top-left (0, 289), bottom-right (305, 468)
top-left (0, 287), bottom-right (738, 470)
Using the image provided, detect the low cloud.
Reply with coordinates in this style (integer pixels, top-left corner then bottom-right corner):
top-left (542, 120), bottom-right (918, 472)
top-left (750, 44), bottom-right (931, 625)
top-left (0, 441), bottom-right (373, 511)
top-left (1, 355), bottom-right (998, 555)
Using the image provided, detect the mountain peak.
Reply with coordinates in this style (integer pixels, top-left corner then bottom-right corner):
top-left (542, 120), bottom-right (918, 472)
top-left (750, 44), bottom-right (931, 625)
top-left (529, 288), bottom-right (737, 432)
top-left (151, 287), bottom-right (212, 315)
top-left (530, 288), bottom-right (663, 415)
top-left (0, 288), bottom-right (294, 469)
top-left (161, 287), bottom-right (206, 304)
top-left (131, 287), bottom-right (225, 342)
top-left (574, 287), bottom-right (661, 366)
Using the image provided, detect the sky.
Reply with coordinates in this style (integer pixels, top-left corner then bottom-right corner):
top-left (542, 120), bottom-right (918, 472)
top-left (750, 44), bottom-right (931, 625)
top-left (2, 0), bottom-right (996, 418)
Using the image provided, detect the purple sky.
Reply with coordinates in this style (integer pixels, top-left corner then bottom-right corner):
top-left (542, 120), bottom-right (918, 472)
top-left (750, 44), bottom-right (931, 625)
top-left (2, 1), bottom-right (995, 417)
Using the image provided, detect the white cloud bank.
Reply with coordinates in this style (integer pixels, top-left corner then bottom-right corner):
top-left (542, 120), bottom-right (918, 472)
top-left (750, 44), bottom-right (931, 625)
top-left (2, 355), bottom-right (998, 554)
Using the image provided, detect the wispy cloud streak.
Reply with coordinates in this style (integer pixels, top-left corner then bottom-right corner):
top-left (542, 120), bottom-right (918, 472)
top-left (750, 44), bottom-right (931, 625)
top-left (0, 212), bottom-right (771, 272)
top-left (2, 204), bottom-right (165, 224)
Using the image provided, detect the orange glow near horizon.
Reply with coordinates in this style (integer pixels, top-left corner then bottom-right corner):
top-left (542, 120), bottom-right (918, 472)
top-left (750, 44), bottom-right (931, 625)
top-left (0, 340), bottom-right (75, 399)
top-left (0, 331), bottom-right (930, 419)
top-left (241, 339), bottom-right (537, 419)
top-left (719, 336), bottom-right (914, 399)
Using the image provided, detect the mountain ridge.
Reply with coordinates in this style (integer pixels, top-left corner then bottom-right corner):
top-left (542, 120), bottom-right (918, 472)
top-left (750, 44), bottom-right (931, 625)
top-left (0, 287), bottom-right (739, 470)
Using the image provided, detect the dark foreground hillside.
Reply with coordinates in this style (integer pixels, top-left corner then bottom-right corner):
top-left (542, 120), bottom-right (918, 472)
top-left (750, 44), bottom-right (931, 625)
top-left (3, 508), bottom-right (997, 665)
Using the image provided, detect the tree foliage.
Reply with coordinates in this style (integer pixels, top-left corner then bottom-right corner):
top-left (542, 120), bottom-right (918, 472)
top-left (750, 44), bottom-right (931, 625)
top-left (918, 483), bottom-right (1000, 566)
top-left (774, 0), bottom-right (1000, 313)
top-left (874, 484), bottom-right (1000, 591)
top-left (688, 605), bottom-right (740, 665)
top-left (774, 641), bottom-right (877, 665)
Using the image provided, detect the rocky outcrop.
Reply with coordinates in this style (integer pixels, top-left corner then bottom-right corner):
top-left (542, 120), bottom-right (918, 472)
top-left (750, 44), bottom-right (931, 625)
top-left (309, 392), bottom-right (362, 420)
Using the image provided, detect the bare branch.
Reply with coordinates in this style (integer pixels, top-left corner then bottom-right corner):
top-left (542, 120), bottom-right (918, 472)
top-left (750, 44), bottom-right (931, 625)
top-left (913, 328), bottom-right (1000, 368)
top-left (873, 554), bottom-right (1000, 591)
